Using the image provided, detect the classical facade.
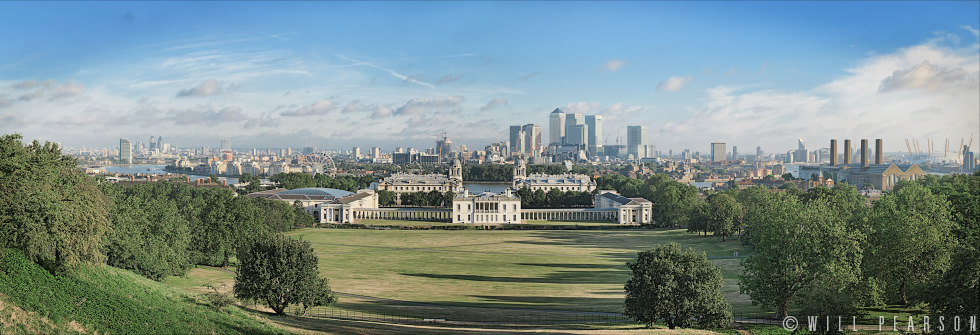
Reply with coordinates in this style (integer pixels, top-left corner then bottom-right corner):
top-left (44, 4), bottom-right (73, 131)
top-left (248, 187), bottom-right (378, 224)
top-left (511, 159), bottom-right (597, 192)
top-left (377, 159), bottom-right (464, 198)
top-left (593, 190), bottom-right (652, 224)
top-left (451, 189), bottom-right (522, 224)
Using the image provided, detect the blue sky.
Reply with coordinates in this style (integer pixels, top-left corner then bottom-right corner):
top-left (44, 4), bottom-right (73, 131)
top-left (0, 1), bottom-right (977, 154)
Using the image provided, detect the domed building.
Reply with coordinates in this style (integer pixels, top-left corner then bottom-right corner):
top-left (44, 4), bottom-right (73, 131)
top-left (376, 159), bottom-right (464, 200)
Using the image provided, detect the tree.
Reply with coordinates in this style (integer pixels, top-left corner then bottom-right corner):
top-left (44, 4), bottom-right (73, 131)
top-left (624, 243), bottom-right (732, 329)
top-left (234, 234), bottom-right (336, 315)
top-left (705, 193), bottom-right (741, 241)
top-left (102, 183), bottom-right (192, 280)
top-left (377, 190), bottom-right (395, 206)
top-left (739, 192), bottom-right (863, 318)
top-left (239, 173), bottom-right (263, 193)
top-left (0, 134), bottom-right (111, 274)
top-left (864, 182), bottom-right (954, 305)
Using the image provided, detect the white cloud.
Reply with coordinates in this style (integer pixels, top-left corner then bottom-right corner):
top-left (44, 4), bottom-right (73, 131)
top-left (394, 96), bottom-right (463, 116)
top-left (176, 79), bottom-right (227, 97)
top-left (600, 60), bottom-right (627, 72)
top-left (963, 25), bottom-right (979, 38)
top-left (564, 101), bottom-right (600, 115)
top-left (479, 98), bottom-right (508, 112)
top-left (656, 76), bottom-right (693, 92)
top-left (878, 60), bottom-right (975, 92)
top-left (280, 99), bottom-right (336, 117)
top-left (437, 74), bottom-right (463, 84)
top-left (657, 41), bottom-right (979, 152)
top-left (338, 54), bottom-right (435, 89)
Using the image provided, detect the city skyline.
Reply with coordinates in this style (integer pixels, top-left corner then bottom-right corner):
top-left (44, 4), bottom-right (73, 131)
top-left (0, 2), bottom-right (978, 153)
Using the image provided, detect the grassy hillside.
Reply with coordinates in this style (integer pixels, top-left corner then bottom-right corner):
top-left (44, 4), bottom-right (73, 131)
top-left (0, 248), bottom-right (288, 335)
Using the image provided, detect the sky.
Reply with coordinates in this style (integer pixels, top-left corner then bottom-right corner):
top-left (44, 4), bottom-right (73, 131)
top-left (0, 1), bottom-right (978, 154)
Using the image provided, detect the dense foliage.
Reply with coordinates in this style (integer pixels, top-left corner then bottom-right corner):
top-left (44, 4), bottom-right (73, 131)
top-left (596, 174), bottom-right (700, 227)
top-left (269, 172), bottom-right (373, 191)
top-left (515, 187), bottom-right (594, 208)
top-left (624, 243), bottom-right (732, 329)
top-left (0, 134), bottom-right (111, 274)
top-left (234, 234), bottom-right (336, 315)
top-left (462, 164), bottom-right (512, 181)
top-left (398, 190), bottom-right (456, 207)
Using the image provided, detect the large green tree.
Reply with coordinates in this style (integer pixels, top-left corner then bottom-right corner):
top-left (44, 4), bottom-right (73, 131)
top-left (705, 193), bottom-right (742, 241)
top-left (864, 182), bottom-right (954, 305)
top-left (739, 192), bottom-right (864, 318)
top-left (624, 243), bottom-right (732, 329)
top-left (0, 134), bottom-right (111, 273)
top-left (101, 183), bottom-right (192, 280)
top-left (234, 234), bottom-right (336, 315)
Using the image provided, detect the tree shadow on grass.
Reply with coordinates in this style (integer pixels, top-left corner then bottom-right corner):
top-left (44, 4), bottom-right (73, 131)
top-left (401, 270), bottom-right (620, 284)
top-left (514, 262), bottom-right (626, 270)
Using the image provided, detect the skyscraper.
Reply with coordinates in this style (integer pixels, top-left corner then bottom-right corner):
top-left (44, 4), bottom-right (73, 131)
top-left (711, 142), bottom-right (726, 162)
top-left (221, 139), bottom-right (231, 152)
top-left (564, 113), bottom-right (584, 145)
top-left (548, 108), bottom-right (565, 146)
top-left (732, 146), bottom-right (738, 161)
top-left (522, 124), bottom-right (541, 156)
top-left (119, 138), bottom-right (132, 164)
top-left (585, 115), bottom-right (603, 155)
top-left (509, 125), bottom-right (525, 156)
top-left (626, 125), bottom-right (648, 159)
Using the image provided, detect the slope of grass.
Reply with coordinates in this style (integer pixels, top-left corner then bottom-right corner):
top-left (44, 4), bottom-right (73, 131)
top-left (0, 248), bottom-right (289, 335)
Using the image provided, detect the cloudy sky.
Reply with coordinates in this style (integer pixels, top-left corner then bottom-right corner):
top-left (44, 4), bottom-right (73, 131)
top-left (0, 2), bottom-right (977, 154)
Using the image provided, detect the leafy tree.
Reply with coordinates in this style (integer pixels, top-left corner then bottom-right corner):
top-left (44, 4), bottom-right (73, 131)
top-left (739, 192), bottom-right (863, 318)
top-left (687, 203), bottom-right (709, 237)
top-left (293, 200), bottom-right (315, 228)
top-left (624, 243), bottom-right (732, 329)
top-left (250, 197), bottom-right (298, 232)
top-left (234, 234), bottom-right (336, 315)
top-left (101, 183), bottom-right (192, 280)
top-left (924, 236), bottom-right (979, 316)
top-left (238, 173), bottom-right (263, 193)
top-left (864, 182), bottom-right (954, 305)
top-left (0, 134), bottom-right (111, 273)
top-left (377, 190), bottom-right (396, 206)
top-left (705, 193), bottom-right (741, 241)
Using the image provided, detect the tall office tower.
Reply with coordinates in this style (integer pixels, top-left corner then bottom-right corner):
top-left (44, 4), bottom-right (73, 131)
top-left (157, 136), bottom-right (163, 150)
top-left (964, 145), bottom-right (975, 171)
top-left (564, 113), bottom-right (584, 145)
top-left (626, 125), bottom-right (648, 159)
top-left (795, 138), bottom-right (808, 163)
top-left (436, 134), bottom-right (453, 160)
top-left (149, 136), bottom-right (157, 151)
top-left (830, 139), bottom-right (838, 166)
top-left (756, 146), bottom-right (763, 157)
top-left (860, 139), bottom-right (869, 168)
top-left (371, 147), bottom-right (381, 160)
top-left (119, 138), bottom-right (132, 164)
top-left (509, 125), bottom-right (525, 156)
top-left (549, 108), bottom-right (566, 146)
top-left (875, 139), bottom-right (883, 165)
top-left (711, 142), bottom-right (726, 162)
top-left (352, 147), bottom-right (361, 160)
top-left (221, 139), bottom-right (231, 152)
top-left (585, 115), bottom-right (603, 155)
top-left (565, 124), bottom-right (588, 148)
top-left (844, 139), bottom-right (852, 165)
top-left (522, 124), bottom-right (542, 156)
top-left (732, 146), bottom-right (738, 161)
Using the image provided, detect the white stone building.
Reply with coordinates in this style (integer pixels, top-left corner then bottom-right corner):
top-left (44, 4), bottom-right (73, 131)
top-left (248, 187), bottom-right (379, 224)
top-left (593, 190), bottom-right (652, 224)
top-left (451, 189), bottom-right (522, 224)
top-left (511, 159), bottom-right (596, 192)
top-left (376, 159), bottom-right (464, 197)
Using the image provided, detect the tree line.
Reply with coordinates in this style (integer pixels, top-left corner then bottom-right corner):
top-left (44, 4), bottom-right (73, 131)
top-left (623, 172), bottom-right (979, 330)
top-left (515, 188), bottom-right (593, 208)
top-left (269, 172), bottom-right (373, 191)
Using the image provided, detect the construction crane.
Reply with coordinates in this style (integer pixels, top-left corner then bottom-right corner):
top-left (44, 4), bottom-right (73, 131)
top-left (945, 138), bottom-right (949, 157)
top-left (906, 138), bottom-right (914, 157)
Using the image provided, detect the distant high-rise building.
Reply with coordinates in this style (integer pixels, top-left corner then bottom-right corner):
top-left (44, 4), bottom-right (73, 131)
top-left (732, 146), bottom-right (738, 161)
top-left (795, 138), bottom-right (808, 163)
top-left (626, 125), bottom-right (648, 159)
top-left (352, 147), bottom-right (361, 160)
top-left (371, 147), bottom-right (381, 160)
top-left (436, 134), bottom-right (453, 160)
top-left (549, 108), bottom-right (566, 146)
top-left (149, 136), bottom-right (157, 151)
top-left (157, 136), bottom-right (163, 150)
top-left (522, 124), bottom-right (542, 156)
top-left (565, 124), bottom-right (588, 148)
top-left (509, 125), bottom-right (525, 156)
top-left (221, 139), bottom-right (231, 152)
top-left (756, 146), bottom-right (763, 158)
top-left (119, 138), bottom-right (132, 164)
top-left (585, 115), bottom-right (603, 155)
top-left (711, 142), bottom-right (726, 162)
top-left (964, 145), bottom-right (976, 171)
top-left (564, 113), bottom-right (584, 145)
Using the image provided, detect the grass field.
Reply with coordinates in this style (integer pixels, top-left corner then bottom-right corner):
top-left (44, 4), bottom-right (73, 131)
top-left (0, 248), bottom-right (287, 335)
top-left (282, 227), bottom-right (766, 319)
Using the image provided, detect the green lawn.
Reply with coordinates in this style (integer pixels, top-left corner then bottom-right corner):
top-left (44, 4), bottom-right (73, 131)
top-left (284, 228), bottom-right (766, 318)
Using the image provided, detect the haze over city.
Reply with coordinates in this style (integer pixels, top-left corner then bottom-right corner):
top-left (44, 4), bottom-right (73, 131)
top-left (0, 1), bottom-right (978, 153)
